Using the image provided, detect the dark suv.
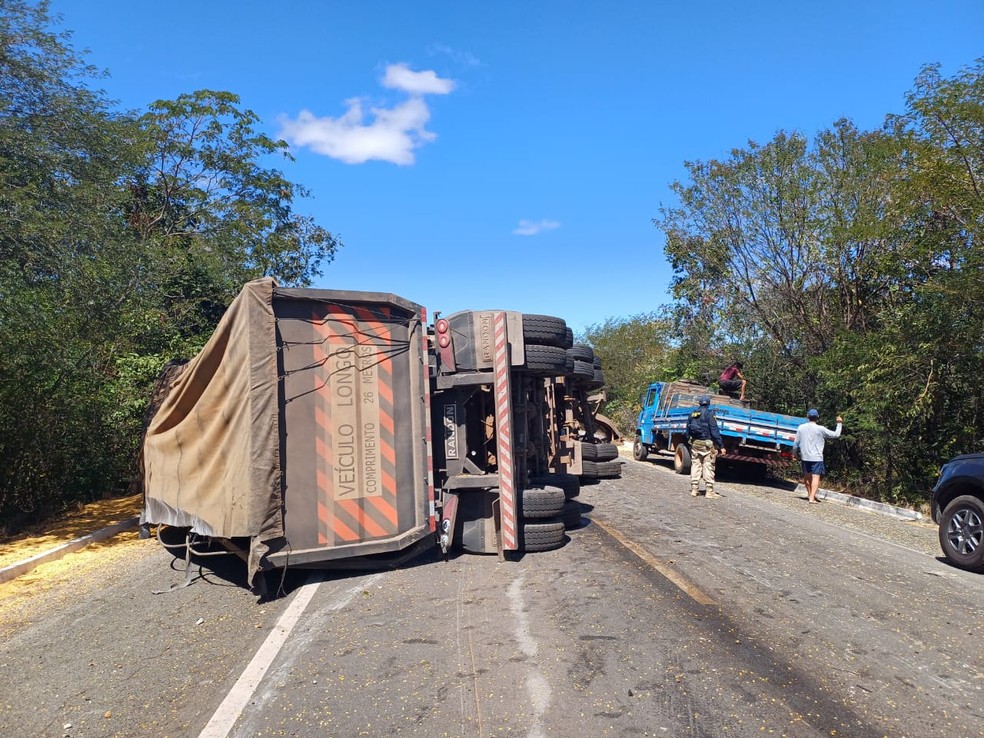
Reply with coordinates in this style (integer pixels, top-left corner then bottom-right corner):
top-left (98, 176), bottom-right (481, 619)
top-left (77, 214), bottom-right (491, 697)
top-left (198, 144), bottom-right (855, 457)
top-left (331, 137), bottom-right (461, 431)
top-left (931, 452), bottom-right (984, 572)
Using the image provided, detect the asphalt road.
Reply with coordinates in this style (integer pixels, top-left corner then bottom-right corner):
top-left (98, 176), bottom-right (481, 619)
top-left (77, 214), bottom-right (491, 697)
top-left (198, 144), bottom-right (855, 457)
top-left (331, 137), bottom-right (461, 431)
top-left (1, 457), bottom-right (981, 738)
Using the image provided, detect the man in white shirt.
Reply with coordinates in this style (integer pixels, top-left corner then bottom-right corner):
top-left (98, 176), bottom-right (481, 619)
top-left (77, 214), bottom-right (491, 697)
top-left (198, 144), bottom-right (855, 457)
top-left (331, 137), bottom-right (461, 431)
top-left (792, 408), bottom-right (843, 505)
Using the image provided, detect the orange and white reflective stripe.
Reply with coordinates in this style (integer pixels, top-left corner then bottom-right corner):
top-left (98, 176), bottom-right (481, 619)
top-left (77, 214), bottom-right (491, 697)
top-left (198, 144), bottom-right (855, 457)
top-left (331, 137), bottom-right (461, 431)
top-left (492, 312), bottom-right (518, 551)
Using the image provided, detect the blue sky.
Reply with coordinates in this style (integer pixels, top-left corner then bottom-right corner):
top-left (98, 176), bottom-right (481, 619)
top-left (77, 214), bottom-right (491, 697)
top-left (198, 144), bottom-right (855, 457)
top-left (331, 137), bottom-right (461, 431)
top-left (52, 1), bottom-right (983, 334)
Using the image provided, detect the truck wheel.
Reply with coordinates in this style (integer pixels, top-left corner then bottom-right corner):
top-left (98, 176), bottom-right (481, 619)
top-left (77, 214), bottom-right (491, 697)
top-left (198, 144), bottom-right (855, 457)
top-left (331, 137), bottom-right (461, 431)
top-left (522, 519), bottom-right (565, 552)
top-left (521, 485), bottom-right (565, 519)
top-left (580, 441), bottom-right (598, 461)
top-left (633, 438), bottom-right (649, 461)
top-left (530, 473), bottom-right (580, 499)
top-left (523, 344), bottom-right (568, 376)
top-left (522, 314), bottom-right (568, 348)
top-left (579, 460), bottom-right (598, 479)
top-left (939, 495), bottom-right (984, 572)
top-left (597, 460), bottom-right (622, 478)
top-left (589, 369), bottom-right (605, 389)
top-left (567, 344), bottom-right (594, 362)
top-left (595, 442), bottom-right (618, 461)
top-left (571, 359), bottom-right (594, 381)
top-left (563, 500), bottom-right (582, 529)
top-left (673, 445), bottom-right (691, 475)
top-left (563, 326), bottom-right (574, 349)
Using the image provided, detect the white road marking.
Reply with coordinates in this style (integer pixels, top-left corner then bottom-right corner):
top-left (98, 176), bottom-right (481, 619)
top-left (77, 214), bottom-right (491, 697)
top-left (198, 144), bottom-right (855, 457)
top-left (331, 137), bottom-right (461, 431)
top-left (507, 575), bottom-right (552, 738)
top-left (225, 573), bottom-right (385, 738)
top-left (198, 576), bottom-right (322, 738)
top-left (199, 581), bottom-right (321, 738)
top-left (201, 573), bottom-right (386, 737)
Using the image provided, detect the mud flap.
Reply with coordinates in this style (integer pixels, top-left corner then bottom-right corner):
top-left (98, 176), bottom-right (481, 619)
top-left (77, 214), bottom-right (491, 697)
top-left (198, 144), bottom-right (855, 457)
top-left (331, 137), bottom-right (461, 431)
top-left (439, 493), bottom-right (460, 560)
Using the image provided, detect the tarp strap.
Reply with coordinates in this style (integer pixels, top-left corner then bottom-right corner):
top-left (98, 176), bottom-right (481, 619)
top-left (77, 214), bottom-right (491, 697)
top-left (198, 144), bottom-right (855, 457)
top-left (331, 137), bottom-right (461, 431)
top-left (152, 530), bottom-right (199, 595)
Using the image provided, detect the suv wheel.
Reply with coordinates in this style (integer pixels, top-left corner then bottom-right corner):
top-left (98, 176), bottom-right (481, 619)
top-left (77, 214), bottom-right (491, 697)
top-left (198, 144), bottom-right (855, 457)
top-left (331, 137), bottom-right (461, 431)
top-left (939, 495), bottom-right (984, 572)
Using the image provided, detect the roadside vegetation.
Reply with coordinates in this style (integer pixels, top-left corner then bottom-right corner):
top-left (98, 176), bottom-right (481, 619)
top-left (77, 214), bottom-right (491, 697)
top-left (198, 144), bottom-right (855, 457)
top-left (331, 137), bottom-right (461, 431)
top-left (0, 1), bottom-right (340, 534)
top-left (1, 1), bottom-right (979, 533)
top-left (590, 59), bottom-right (984, 506)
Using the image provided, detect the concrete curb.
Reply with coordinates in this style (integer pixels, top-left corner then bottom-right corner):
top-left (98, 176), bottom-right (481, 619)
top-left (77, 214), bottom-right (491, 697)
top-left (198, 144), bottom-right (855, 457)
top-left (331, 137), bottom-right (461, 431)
top-left (0, 516), bottom-right (140, 585)
top-left (794, 484), bottom-right (923, 521)
top-left (618, 444), bottom-right (924, 522)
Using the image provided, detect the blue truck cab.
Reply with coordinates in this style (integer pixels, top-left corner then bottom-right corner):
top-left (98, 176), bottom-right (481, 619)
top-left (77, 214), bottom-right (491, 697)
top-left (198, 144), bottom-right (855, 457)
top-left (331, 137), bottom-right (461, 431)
top-left (633, 380), bottom-right (805, 476)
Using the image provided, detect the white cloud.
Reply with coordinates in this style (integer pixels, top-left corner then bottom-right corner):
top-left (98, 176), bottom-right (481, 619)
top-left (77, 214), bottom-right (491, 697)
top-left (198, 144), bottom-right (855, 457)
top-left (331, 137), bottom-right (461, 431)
top-left (428, 43), bottom-right (481, 68)
top-left (278, 64), bottom-right (455, 166)
top-left (513, 219), bottom-right (561, 236)
top-left (382, 63), bottom-right (455, 95)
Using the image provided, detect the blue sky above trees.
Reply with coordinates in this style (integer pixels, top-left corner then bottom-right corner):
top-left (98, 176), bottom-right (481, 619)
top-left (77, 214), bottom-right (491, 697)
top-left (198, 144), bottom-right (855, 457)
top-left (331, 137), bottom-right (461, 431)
top-left (54, 0), bottom-right (984, 331)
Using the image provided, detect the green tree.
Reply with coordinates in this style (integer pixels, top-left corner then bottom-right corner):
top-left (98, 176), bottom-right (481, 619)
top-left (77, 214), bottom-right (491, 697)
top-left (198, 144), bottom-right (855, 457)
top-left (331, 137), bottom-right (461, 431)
top-left (653, 60), bottom-right (984, 504)
top-left (0, 0), bottom-right (140, 531)
top-left (120, 89), bottom-right (341, 349)
top-left (583, 312), bottom-right (676, 434)
top-left (0, 1), bottom-right (344, 533)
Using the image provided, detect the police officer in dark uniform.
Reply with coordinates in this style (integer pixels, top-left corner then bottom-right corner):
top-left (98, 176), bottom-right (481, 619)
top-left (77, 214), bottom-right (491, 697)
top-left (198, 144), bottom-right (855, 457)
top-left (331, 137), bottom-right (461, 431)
top-left (685, 394), bottom-right (726, 498)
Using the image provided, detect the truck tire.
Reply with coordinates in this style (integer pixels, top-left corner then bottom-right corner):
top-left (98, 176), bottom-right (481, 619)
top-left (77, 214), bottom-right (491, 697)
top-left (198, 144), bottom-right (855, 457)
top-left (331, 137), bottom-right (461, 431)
top-left (521, 485), bottom-right (565, 519)
top-left (522, 519), bottom-right (565, 552)
top-left (597, 460), bottom-right (622, 478)
top-left (633, 438), bottom-right (649, 461)
top-left (580, 460), bottom-right (598, 479)
top-left (589, 369), bottom-right (605, 388)
top-left (523, 344), bottom-right (568, 376)
top-left (530, 473), bottom-right (580, 499)
top-left (580, 441), bottom-right (598, 461)
top-left (563, 500), bottom-right (582, 529)
top-left (595, 442), bottom-right (618, 461)
top-left (673, 444), bottom-right (692, 475)
top-left (522, 314), bottom-right (568, 348)
top-left (563, 326), bottom-right (574, 349)
top-left (592, 355), bottom-right (602, 368)
top-left (571, 359), bottom-right (594, 380)
top-left (939, 495), bottom-right (984, 572)
top-left (564, 354), bottom-right (575, 376)
top-left (567, 344), bottom-right (594, 362)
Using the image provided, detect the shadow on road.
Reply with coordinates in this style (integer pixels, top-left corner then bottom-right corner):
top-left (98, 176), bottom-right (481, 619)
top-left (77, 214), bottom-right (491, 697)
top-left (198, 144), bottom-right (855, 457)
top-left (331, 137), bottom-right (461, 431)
top-left (633, 454), bottom-right (799, 491)
top-left (154, 526), bottom-right (447, 602)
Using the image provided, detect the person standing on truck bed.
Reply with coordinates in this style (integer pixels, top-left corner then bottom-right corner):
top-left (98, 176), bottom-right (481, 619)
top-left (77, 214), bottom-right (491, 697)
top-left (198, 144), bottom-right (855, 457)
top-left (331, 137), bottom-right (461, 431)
top-left (793, 409), bottom-right (843, 505)
top-left (686, 394), bottom-right (726, 499)
top-left (718, 361), bottom-right (746, 400)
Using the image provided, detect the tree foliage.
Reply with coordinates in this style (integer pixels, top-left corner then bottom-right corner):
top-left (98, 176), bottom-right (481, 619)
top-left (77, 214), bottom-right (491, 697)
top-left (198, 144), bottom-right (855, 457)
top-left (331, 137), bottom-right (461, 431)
top-left (648, 58), bottom-right (984, 504)
top-left (582, 312), bottom-right (676, 433)
top-left (0, 1), bottom-right (341, 533)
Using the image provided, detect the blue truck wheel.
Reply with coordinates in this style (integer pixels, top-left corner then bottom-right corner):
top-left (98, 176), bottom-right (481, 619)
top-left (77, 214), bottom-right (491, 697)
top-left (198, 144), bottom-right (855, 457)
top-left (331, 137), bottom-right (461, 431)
top-left (673, 445), bottom-right (691, 474)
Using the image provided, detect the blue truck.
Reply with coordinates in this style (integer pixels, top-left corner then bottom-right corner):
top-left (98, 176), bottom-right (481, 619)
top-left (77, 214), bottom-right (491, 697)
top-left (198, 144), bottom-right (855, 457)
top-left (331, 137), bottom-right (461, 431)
top-left (633, 380), bottom-right (806, 476)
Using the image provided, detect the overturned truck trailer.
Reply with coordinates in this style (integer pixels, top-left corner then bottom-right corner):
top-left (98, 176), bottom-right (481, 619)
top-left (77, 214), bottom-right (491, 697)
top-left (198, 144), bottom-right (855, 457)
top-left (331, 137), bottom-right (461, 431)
top-left (140, 278), bottom-right (619, 590)
top-left (142, 278), bottom-right (435, 589)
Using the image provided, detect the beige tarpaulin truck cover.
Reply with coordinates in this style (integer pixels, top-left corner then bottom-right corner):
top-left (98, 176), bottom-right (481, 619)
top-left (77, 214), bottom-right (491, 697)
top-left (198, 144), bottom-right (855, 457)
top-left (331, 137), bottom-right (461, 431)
top-left (141, 278), bottom-right (282, 582)
top-left (141, 278), bottom-right (433, 587)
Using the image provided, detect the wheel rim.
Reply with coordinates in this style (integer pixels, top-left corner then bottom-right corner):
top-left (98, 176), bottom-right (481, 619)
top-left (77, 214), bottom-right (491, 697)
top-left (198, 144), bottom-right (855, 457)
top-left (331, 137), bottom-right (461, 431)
top-left (947, 508), bottom-right (984, 556)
